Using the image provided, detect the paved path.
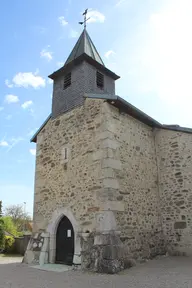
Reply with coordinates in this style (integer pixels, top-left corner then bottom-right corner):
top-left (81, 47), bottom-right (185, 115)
top-left (0, 256), bottom-right (192, 288)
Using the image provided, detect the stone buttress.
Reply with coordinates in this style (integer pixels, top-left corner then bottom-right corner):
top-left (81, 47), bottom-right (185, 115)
top-left (80, 101), bottom-right (127, 273)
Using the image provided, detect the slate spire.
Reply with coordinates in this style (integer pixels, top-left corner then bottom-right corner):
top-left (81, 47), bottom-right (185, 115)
top-left (64, 29), bottom-right (105, 66)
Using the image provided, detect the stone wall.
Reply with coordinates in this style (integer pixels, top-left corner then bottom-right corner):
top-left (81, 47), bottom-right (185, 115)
top-left (33, 99), bottom-right (168, 268)
top-left (103, 103), bottom-right (165, 260)
top-left (33, 98), bottom-right (105, 235)
top-left (31, 95), bottom-right (192, 269)
top-left (155, 129), bottom-right (192, 255)
top-left (33, 99), bottom-right (132, 271)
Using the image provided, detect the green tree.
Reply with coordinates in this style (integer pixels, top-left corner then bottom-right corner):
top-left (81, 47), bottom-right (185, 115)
top-left (1, 216), bottom-right (18, 236)
top-left (0, 218), bottom-right (5, 251)
top-left (0, 202), bottom-right (4, 251)
top-left (4, 235), bottom-right (15, 254)
top-left (0, 201), bottom-right (2, 218)
top-left (4, 204), bottom-right (31, 233)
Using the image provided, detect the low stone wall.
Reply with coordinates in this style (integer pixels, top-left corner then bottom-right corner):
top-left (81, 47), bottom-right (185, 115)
top-left (14, 235), bottom-right (31, 256)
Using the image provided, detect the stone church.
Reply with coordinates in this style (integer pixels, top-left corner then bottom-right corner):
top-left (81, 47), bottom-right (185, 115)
top-left (24, 27), bottom-right (192, 273)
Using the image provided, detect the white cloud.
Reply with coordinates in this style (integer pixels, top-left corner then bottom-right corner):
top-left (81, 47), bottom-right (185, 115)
top-left (34, 68), bottom-right (39, 75)
top-left (69, 29), bottom-right (79, 38)
top-left (115, 0), bottom-right (127, 7)
top-left (47, 78), bottom-right (53, 84)
top-left (27, 128), bottom-right (38, 137)
top-left (6, 137), bottom-right (24, 152)
top-left (32, 25), bottom-right (46, 34)
top-left (112, 0), bottom-right (192, 127)
top-left (56, 61), bottom-right (63, 67)
top-left (40, 47), bottom-right (53, 61)
top-left (17, 159), bottom-right (27, 164)
top-left (30, 148), bottom-right (36, 156)
top-left (143, 0), bottom-right (192, 104)
top-left (87, 9), bottom-right (105, 23)
top-left (11, 71), bottom-right (45, 89)
top-left (5, 79), bottom-right (13, 88)
top-left (5, 115), bottom-right (12, 120)
top-left (58, 16), bottom-right (68, 26)
top-left (0, 141), bottom-right (9, 147)
top-left (105, 50), bottom-right (116, 59)
top-left (29, 108), bottom-right (36, 118)
top-left (0, 107), bottom-right (4, 112)
top-left (21, 100), bottom-right (33, 109)
top-left (5, 94), bottom-right (19, 103)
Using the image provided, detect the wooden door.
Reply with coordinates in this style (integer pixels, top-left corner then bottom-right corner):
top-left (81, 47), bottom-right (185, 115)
top-left (56, 216), bottom-right (74, 265)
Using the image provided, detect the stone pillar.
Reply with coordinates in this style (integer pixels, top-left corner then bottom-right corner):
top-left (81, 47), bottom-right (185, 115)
top-left (49, 235), bottom-right (56, 263)
top-left (79, 102), bottom-right (129, 273)
top-left (73, 233), bottom-right (82, 265)
top-left (39, 232), bottom-right (49, 265)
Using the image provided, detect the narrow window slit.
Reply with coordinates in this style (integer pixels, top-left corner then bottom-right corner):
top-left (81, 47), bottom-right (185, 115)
top-left (64, 148), bottom-right (68, 160)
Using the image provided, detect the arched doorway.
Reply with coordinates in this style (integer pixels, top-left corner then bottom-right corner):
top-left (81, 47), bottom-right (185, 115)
top-left (56, 216), bottom-right (74, 265)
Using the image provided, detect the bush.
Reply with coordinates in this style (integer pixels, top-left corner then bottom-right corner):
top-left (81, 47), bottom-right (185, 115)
top-left (0, 220), bottom-right (5, 252)
top-left (4, 236), bottom-right (15, 254)
top-left (1, 216), bottom-right (18, 236)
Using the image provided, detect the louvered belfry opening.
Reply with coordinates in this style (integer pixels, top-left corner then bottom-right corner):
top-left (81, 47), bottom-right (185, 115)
top-left (96, 71), bottom-right (104, 89)
top-left (64, 72), bottom-right (71, 89)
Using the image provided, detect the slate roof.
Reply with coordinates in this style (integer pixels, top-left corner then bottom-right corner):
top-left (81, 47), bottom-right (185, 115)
top-left (48, 29), bottom-right (119, 81)
top-left (30, 94), bottom-right (192, 143)
top-left (65, 29), bottom-right (105, 66)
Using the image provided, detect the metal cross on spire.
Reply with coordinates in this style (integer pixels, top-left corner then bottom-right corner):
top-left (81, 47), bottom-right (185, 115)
top-left (79, 9), bottom-right (90, 29)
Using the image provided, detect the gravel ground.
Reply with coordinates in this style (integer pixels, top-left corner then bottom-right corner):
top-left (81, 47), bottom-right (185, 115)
top-left (0, 256), bottom-right (192, 288)
top-left (0, 255), bottom-right (22, 264)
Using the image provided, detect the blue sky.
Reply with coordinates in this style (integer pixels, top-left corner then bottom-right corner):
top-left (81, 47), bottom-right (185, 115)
top-left (1, 0), bottom-right (192, 216)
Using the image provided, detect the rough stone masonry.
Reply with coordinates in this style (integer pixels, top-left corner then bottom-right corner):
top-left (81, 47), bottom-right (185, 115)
top-left (24, 27), bottom-right (192, 273)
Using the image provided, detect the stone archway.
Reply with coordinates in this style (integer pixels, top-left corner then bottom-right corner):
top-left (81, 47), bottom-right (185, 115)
top-left (46, 208), bottom-right (81, 265)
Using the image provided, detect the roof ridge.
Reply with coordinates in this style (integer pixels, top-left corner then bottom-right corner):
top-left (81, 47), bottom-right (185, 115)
top-left (85, 30), bottom-right (94, 59)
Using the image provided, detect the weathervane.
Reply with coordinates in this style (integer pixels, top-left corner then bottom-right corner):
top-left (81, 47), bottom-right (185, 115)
top-left (79, 9), bottom-right (90, 29)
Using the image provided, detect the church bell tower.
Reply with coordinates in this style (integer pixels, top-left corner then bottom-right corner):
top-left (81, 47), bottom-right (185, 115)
top-left (49, 11), bottom-right (120, 119)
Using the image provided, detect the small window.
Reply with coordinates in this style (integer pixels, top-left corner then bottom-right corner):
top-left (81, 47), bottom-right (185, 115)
top-left (96, 71), bottom-right (104, 89)
top-left (64, 72), bottom-right (71, 89)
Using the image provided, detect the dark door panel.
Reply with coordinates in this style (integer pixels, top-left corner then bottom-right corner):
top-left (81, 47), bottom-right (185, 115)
top-left (56, 216), bottom-right (74, 265)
